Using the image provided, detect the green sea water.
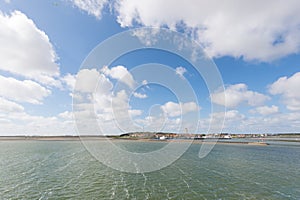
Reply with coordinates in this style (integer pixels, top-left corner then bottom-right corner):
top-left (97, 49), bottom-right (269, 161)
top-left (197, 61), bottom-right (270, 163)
top-left (0, 140), bottom-right (299, 199)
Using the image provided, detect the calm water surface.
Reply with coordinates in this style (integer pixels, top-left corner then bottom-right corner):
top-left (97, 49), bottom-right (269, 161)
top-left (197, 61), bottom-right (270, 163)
top-left (0, 140), bottom-right (299, 199)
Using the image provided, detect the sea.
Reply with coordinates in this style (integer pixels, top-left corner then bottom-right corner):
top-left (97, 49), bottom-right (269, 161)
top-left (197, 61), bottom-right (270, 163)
top-left (0, 140), bottom-right (299, 199)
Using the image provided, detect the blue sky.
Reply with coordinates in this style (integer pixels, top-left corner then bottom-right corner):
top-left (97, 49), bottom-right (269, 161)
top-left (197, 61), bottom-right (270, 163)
top-left (1, 0), bottom-right (300, 135)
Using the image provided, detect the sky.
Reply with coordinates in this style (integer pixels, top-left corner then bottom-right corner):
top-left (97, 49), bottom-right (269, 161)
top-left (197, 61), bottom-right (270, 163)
top-left (1, 0), bottom-right (300, 135)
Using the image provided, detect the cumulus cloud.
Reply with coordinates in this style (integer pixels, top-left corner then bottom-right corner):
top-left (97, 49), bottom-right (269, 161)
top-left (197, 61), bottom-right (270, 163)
top-left (73, 68), bottom-right (113, 94)
top-left (142, 80), bottom-right (148, 85)
top-left (62, 68), bottom-right (115, 98)
top-left (69, 0), bottom-right (300, 61)
top-left (141, 79), bottom-right (150, 89)
top-left (0, 111), bottom-right (76, 136)
top-left (210, 110), bottom-right (245, 122)
top-left (114, 0), bottom-right (300, 61)
top-left (249, 105), bottom-right (279, 115)
top-left (72, 66), bottom-right (200, 134)
top-left (0, 10), bottom-right (75, 135)
top-left (197, 107), bottom-right (300, 134)
top-left (161, 101), bottom-right (200, 117)
top-left (0, 75), bottom-right (51, 104)
top-left (211, 83), bottom-right (270, 108)
top-left (58, 111), bottom-right (74, 120)
top-left (94, 88), bottom-right (144, 133)
top-left (61, 73), bottom-right (76, 91)
top-left (132, 110), bottom-right (190, 133)
top-left (199, 109), bottom-right (244, 133)
top-left (129, 109), bottom-right (143, 117)
top-left (0, 11), bottom-right (60, 86)
top-left (201, 109), bottom-right (299, 133)
top-left (101, 65), bottom-right (135, 88)
top-left (71, 0), bottom-right (108, 19)
top-left (0, 97), bottom-right (24, 113)
top-left (269, 72), bottom-right (300, 111)
top-left (70, 66), bottom-right (144, 134)
top-left (175, 66), bottom-right (187, 78)
top-left (133, 92), bottom-right (147, 99)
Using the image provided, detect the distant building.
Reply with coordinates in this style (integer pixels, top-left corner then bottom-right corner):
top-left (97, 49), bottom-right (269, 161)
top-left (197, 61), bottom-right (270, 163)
top-left (159, 136), bottom-right (166, 140)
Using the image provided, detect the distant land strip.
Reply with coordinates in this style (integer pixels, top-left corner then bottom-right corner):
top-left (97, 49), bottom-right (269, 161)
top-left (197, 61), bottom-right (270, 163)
top-left (0, 133), bottom-right (299, 144)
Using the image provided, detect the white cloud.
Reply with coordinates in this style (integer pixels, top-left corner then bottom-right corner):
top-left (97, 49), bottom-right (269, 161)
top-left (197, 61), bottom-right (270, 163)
top-left (175, 66), bottom-right (187, 78)
top-left (198, 108), bottom-right (300, 134)
top-left (133, 92), bottom-right (147, 99)
top-left (71, 0), bottom-right (108, 19)
top-left (210, 109), bottom-right (244, 121)
top-left (94, 88), bottom-right (144, 133)
top-left (249, 105), bottom-right (279, 115)
top-left (0, 11), bottom-right (60, 86)
top-left (211, 83), bottom-right (270, 108)
top-left (69, 1), bottom-right (300, 61)
top-left (68, 1), bottom-right (300, 61)
top-left (269, 72), bottom-right (300, 111)
top-left (142, 80), bottom-right (148, 85)
top-left (74, 68), bottom-right (113, 93)
top-left (237, 112), bottom-right (300, 133)
top-left (133, 114), bottom-right (171, 133)
top-left (129, 109), bottom-right (143, 117)
top-left (0, 111), bottom-right (76, 136)
top-left (61, 73), bottom-right (76, 91)
top-left (114, 0), bottom-right (300, 61)
top-left (101, 65), bottom-right (135, 88)
top-left (131, 28), bottom-right (160, 46)
top-left (201, 109), bottom-right (251, 133)
top-left (58, 111), bottom-right (74, 120)
top-left (0, 75), bottom-right (51, 104)
top-left (0, 97), bottom-right (24, 113)
top-left (71, 66), bottom-right (134, 118)
top-left (72, 67), bottom-right (201, 134)
top-left (141, 79), bottom-right (150, 89)
top-left (71, 67), bottom-right (141, 133)
top-left (161, 101), bottom-right (200, 117)
top-left (225, 110), bottom-right (245, 120)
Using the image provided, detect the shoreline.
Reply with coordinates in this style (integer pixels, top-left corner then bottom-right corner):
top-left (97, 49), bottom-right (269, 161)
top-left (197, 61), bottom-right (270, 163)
top-left (1, 136), bottom-right (299, 146)
top-left (0, 136), bottom-right (272, 145)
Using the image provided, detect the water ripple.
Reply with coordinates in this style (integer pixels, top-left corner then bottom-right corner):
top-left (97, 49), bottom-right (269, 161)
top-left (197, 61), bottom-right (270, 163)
top-left (0, 141), bottom-right (299, 199)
